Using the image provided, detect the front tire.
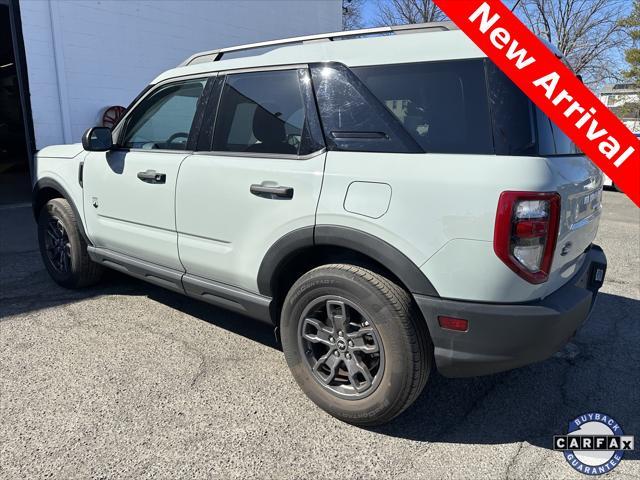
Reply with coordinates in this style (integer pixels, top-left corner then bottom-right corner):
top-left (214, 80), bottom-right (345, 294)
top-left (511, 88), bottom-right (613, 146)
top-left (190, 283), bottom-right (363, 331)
top-left (37, 198), bottom-right (103, 288)
top-left (281, 264), bottom-right (432, 426)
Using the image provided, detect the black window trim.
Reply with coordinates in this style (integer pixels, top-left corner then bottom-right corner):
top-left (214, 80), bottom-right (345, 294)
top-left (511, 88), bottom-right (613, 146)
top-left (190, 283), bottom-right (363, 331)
top-left (111, 73), bottom-right (215, 154)
top-left (311, 61), bottom-right (424, 154)
top-left (194, 64), bottom-right (326, 160)
top-left (191, 149), bottom-right (326, 161)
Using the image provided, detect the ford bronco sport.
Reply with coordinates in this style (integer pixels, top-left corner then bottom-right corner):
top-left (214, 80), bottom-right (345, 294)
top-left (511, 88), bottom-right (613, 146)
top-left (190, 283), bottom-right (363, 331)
top-left (33, 22), bottom-right (607, 426)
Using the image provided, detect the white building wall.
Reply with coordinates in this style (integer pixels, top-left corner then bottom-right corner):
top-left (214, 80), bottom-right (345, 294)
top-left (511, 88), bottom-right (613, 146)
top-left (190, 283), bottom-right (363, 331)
top-left (19, 0), bottom-right (342, 149)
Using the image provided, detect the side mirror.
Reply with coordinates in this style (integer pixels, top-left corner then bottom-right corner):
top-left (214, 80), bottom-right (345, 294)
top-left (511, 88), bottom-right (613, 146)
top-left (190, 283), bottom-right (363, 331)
top-left (82, 127), bottom-right (113, 151)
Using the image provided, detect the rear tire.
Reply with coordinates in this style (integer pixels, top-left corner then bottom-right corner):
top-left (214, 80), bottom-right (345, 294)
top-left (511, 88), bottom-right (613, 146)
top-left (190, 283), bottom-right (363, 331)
top-left (281, 264), bottom-right (432, 426)
top-left (37, 198), bottom-right (103, 288)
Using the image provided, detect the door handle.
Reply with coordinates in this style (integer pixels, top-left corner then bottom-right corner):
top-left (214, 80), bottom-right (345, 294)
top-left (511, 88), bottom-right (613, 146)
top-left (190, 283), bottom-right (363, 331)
top-left (250, 184), bottom-right (294, 199)
top-left (137, 170), bottom-right (166, 184)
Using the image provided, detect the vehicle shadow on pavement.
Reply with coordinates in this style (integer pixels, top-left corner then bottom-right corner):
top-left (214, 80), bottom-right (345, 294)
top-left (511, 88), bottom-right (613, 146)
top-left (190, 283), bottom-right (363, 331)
top-left (1, 269), bottom-right (277, 350)
top-left (372, 291), bottom-right (640, 459)
top-left (1, 239), bottom-right (637, 458)
top-left (0, 240), bottom-right (280, 347)
top-left (0, 206), bottom-right (276, 348)
top-left (143, 280), bottom-right (277, 349)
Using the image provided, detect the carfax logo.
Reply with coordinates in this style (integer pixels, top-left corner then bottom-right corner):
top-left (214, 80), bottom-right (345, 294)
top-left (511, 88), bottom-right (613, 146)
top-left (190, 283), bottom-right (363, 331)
top-left (554, 412), bottom-right (634, 475)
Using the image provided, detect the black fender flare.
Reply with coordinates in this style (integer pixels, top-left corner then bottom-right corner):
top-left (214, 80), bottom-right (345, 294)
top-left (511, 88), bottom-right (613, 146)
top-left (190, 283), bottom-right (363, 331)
top-left (32, 178), bottom-right (92, 245)
top-left (257, 225), bottom-right (439, 298)
top-left (257, 226), bottom-right (315, 297)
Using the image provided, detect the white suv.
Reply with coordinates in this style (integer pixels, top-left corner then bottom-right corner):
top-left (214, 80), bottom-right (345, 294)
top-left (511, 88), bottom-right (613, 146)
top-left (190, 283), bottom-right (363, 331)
top-left (33, 22), bottom-right (607, 425)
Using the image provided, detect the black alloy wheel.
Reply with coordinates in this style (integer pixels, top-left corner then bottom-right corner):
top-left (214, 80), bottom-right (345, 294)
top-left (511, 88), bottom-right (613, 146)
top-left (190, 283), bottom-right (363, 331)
top-left (44, 217), bottom-right (71, 274)
top-left (281, 264), bottom-right (432, 426)
top-left (298, 296), bottom-right (384, 399)
top-left (37, 198), bottom-right (103, 288)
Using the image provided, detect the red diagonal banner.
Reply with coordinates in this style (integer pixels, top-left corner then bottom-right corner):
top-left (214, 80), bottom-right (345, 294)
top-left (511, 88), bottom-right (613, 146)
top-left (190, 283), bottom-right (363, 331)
top-left (434, 0), bottom-right (640, 207)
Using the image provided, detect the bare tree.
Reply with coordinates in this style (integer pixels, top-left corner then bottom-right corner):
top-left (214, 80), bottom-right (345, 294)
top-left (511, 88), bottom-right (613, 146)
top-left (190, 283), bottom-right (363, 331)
top-left (620, 0), bottom-right (640, 85)
top-left (515, 0), bottom-right (630, 87)
top-left (343, 0), bottom-right (366, 30)
top-left (375, 0), bottom-right (445, 27)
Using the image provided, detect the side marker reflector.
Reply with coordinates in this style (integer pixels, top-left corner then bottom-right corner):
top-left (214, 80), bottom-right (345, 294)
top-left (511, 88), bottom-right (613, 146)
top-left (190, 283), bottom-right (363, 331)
top-left (438, 316), bottom-right (469, 332)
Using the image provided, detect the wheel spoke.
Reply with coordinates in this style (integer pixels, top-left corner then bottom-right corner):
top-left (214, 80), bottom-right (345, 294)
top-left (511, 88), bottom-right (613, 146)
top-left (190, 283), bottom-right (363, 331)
top-left (56, 249), bottom-right (64, 270)
top-left (325, 300), bottom-right (349, 334)
top-left (347, 327), bottom-right (380, 354)
top-left (344, 355), bottom-right (374, 392)
top-left (47, 226), bottom-right (60, 241)
top-left (302, 317), bottom-right (334, 347)
top-left (300, 296), bottom-right (384, 398)
top-left (43, 216), bottom-right (72, 274)
top-left (312, 351), bottom-right (341, 384)
top-left (61, 245), bottom-right (71, 272)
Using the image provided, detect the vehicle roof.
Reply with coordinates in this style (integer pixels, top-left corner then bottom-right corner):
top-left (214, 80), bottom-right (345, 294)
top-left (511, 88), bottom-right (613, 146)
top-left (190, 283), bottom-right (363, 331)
top-left (151, 29), bottom-right (485, 84)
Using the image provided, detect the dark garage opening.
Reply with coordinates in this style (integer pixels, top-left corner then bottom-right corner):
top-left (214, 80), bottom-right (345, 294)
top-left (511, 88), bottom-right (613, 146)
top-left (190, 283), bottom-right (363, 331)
top-left (1, 0), bottom-right (31, 205)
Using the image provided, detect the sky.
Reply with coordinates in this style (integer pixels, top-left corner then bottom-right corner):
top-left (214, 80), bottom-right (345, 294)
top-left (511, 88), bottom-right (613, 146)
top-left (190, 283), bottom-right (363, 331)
top-left (360, 0), bottom-right (632, 26)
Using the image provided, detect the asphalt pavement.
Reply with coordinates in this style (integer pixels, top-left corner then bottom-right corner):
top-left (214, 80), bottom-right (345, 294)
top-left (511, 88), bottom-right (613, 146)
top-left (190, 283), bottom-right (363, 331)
top-left (1, 191), bottom-right (638, 479)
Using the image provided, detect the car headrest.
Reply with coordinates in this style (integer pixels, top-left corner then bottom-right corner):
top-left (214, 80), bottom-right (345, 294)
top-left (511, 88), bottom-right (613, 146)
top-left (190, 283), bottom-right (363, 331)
top-left (253, 105), bottom-right (286, 144)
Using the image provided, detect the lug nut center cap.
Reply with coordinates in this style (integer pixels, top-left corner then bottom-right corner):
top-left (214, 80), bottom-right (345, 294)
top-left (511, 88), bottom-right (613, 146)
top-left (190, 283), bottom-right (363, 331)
top-left (337, 339), bottom-right (347, 351)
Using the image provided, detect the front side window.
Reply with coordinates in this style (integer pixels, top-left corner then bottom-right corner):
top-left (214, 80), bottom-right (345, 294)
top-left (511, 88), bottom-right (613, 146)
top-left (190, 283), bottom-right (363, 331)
top-left (120, 79), bottom-right (206, 150)
top-left (212, 69), bottom-right (311, 155)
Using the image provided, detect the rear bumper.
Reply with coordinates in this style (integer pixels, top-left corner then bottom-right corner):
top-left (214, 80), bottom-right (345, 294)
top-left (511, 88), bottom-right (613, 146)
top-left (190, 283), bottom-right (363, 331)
top-left (415, 244), bottom-right (607, 377)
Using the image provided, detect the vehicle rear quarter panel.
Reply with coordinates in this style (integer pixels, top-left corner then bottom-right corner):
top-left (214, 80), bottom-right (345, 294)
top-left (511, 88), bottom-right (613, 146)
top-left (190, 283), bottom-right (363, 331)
top-left (316, 151), bottom-right (569, 302)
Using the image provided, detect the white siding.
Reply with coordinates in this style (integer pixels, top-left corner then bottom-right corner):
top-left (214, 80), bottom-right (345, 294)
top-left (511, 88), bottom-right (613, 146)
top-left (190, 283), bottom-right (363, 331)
top-left (19, 0), bottom-right (342, 149)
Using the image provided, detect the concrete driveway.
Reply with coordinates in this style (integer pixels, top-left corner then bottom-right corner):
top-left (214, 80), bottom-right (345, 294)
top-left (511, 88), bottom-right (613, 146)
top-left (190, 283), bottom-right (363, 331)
top-left (1, 191), bottom-right (638, 479)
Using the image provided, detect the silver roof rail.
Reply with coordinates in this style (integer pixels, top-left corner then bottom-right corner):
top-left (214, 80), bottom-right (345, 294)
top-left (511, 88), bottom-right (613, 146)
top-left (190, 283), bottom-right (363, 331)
top-left (179, 21), bottom-right (458, 67)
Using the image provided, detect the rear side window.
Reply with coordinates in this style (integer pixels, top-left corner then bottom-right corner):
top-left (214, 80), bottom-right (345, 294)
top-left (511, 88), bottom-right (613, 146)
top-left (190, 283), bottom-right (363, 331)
top-left (486, 62), bottom-right (537, 155)
top-left (352, 60), bottom-right (494, 155)
top-left (310, 60), bottom-right (581, 157)
top-left (212, 69), bottom-right (316, 156)
top-left (486, 62), bottom-right (580, 156)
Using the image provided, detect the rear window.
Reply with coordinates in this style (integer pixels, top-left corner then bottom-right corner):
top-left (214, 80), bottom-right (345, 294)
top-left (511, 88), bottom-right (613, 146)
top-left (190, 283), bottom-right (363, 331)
top-left (352, 60), bottom-right (494, 155)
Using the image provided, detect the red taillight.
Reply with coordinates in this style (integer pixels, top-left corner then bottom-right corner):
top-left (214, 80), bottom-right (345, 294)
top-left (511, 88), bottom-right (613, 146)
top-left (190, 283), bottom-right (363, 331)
top-left (438, 316), bottom-right (469, 332)
top-left (493, 191), bottom-right (560, 284)
top-left (514, 219), bottom-right (548, 238)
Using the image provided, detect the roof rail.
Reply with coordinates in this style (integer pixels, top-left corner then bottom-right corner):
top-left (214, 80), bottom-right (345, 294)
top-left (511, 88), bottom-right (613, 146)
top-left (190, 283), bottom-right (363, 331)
top-left (179, 21), bottom-right (458, 67)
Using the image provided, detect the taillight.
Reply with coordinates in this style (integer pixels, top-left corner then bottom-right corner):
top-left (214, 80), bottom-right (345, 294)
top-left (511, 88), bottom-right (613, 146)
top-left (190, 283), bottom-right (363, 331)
top-left (494, 191), bottom-right (560, 284)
